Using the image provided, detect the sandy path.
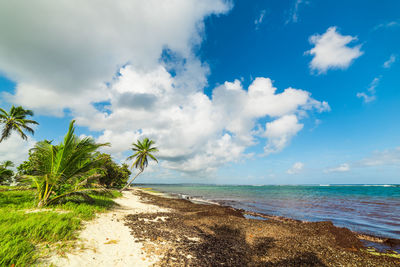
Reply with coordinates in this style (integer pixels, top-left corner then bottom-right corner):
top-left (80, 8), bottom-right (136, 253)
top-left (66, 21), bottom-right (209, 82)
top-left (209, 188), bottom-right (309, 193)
top-left (50, 190), bottom-right (169, 267)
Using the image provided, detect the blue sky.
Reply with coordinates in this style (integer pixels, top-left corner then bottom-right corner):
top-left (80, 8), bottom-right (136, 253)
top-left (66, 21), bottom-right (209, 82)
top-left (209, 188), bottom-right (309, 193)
top-left (0, 0), bottom-right (399, 184)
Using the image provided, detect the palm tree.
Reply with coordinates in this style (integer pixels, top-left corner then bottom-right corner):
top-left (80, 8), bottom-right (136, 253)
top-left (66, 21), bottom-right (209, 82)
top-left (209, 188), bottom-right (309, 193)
top-left (0, 106), bottom-right (39, 143)
top-left (0, 160), bottom-right (14, 184)
top-left (27, 120), bottom-right (109, 207)
top-left (1, 160), bottom-right (14, 169)
top-left (120, 138), bottom-right (158, 191)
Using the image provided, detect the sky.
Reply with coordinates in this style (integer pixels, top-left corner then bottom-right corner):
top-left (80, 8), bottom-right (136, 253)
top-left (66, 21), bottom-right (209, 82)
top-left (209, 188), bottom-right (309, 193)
top-left (0, 0), bottom-right (399, 185)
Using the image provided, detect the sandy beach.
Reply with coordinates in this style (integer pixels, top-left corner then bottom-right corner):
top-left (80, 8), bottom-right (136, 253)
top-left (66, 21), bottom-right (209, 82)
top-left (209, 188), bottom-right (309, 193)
top-left (49, 190), bottom-right (170, 266)
top-left (50, 189), bottom-right (400, 266)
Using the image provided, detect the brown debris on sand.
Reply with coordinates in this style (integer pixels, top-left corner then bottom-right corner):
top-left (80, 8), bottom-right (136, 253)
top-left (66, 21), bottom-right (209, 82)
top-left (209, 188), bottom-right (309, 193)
top-left (124, 189), bottom-right (400, 267)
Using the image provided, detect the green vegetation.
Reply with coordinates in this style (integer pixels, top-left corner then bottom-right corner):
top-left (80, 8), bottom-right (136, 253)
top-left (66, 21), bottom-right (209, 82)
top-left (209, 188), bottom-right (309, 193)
top-left (0, 106), bottom-right (160, 265)
top-left (0, 105), bottom-right (39, 142)
top-left (28, 120), bottom-right (110, 207)
top-left (121, 137), bottom-right (159, 191)
top-left (97, 153), bottom-right (131, 188)
top-left (0, 160), bottom-right (14, 185)
top-left (0, 188), bottom-right (121, 266)
top-left (17, 156), bottom-right (36, 176)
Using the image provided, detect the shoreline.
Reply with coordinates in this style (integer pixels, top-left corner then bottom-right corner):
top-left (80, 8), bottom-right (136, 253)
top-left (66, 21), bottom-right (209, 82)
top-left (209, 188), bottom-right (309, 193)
top-left (242, 209), bottom-right (400, 252)
top-left (49, 188), bottom-right (400, 266)
top-left (129, 188), bottom-right (400, 266)
top-left (138, 186), bottom-right (400, 246)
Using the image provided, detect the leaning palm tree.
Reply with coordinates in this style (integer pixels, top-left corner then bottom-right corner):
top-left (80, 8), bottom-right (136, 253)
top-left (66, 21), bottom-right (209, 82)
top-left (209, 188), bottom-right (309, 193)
top-left (120, 138), bottom-right (158, 191)
top-left (0, 105), bottom-right (39, 142)
top-left (27, 120), bottom-right (109, 207)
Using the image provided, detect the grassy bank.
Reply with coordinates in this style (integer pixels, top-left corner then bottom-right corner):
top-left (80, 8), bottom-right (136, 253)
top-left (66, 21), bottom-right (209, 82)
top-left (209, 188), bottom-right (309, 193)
top-left (0, 187), bottom-right (121, 266)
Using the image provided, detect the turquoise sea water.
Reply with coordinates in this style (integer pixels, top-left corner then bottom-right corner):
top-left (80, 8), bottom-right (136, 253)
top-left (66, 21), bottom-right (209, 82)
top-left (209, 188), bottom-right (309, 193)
top-left (139, 184), bottom-right (400, 240)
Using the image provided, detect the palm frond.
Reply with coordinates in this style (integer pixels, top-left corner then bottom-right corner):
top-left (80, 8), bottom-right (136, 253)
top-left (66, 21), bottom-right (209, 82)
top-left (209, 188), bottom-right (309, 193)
top-left (0, 123), bottom-right (13, 142)
top-left (28, 120), bottom-right (108, 206)
top-left (126, 137), bottom-right (158, 173)
top-left (148, 153), bottom-right (158, 162)
top-left (21, 125), bottom-right (35, 135)
top-left (46, 187), bottom-right (109, 205)
top-left (0, 105), bottom-right (38, 142)
top-left (1, 160), bottom-right (14, 168)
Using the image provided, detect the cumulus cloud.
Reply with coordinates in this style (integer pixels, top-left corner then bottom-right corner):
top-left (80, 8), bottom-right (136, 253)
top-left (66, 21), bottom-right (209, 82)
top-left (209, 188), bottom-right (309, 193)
top-left (264, 115), bottom-right (303, 154)
top-left (0, 134), bottom-right (35, 166)
top-left (306, 27), bottom-right (363, 74)
top-left (357, 77), bottom-right (380, 103)
top-left (0, 0), bottom-right (329, 175)
top-left (74, 67), bottom-right (328, 174)
top-left (287, 162), bottom-right (304, 174)
top-left (0, 0), bottom-right (231, 115)
top-left (324, 163), bottom-right (350, 173)
top-left (96, 130), bottom-right (141, 161)
top-left (383, 54), bottom-right (397, 68)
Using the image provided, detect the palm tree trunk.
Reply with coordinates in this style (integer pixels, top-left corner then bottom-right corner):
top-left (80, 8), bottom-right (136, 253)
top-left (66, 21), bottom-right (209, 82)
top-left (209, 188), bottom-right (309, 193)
top-left (37, 200), bottom-right (45, 207)
top-left (120, 170), bottom-right (143, 192)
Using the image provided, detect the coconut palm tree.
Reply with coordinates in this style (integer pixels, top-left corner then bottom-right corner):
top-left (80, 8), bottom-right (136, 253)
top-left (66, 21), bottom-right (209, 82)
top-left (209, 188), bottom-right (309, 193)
top-left (0, 106), bottom-right (39, 143)
top-left (0, 160), bottom-right (14, 184)
top-left (27, 120), bottom-right (109, 207)
top-left (120, 138), bottom-right (158, 191)
top-left (0, 160), bottom-right (14, 169)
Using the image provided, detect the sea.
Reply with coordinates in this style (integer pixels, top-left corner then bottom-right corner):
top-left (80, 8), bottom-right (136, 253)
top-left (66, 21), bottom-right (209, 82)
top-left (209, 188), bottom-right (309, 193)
top-left (138, 184), bottom-right (400, 241)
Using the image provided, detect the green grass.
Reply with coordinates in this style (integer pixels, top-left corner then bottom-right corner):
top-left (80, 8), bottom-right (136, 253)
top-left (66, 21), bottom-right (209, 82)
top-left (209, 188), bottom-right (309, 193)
top-left (0, 188), bottom-right (121, 266)
top-left (139, 187), bottom-right (160, 194)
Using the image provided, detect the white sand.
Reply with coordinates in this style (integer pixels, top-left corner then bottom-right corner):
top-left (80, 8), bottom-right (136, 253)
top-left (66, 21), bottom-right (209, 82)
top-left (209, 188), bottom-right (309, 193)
top-left (49, 190), bottom-right (169, 267)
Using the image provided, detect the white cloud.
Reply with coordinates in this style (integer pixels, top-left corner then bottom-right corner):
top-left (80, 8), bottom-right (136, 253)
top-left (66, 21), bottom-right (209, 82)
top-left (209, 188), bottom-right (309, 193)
top-left (286, 0), bottom-right (306, 24)
top-left (254, 10), bottom-right (266, 29)
top-left (76, 69), bottom-right (329, 172)
top-left (0, 134), bottom-right (35, 166)
top-left (386, 21), bottom-right (400, 27)
top-left (74, 67), bottom-right (328, 174)
top-left (0, 1), bottom-right (329, 175)
top-left (322, 147), bottom-right (400, 174)
top-left (0, 0), bottom-right (231, 116)
top-left (96, 130), bottom-right (142, 162)
top-left (358, 147), bottom-right (400, 167)
top-left (287, 162), bottom-right (304, 174)
top-left (306, 27), bottom-right (363, 74)
top-left (383, 54), bottom-right (397, 68)
top-left (264, 115), bottom-right (303, 154)
top-left (357, 77), bottom-right (380, 103)
top-left (373, 21), bottom-right (400, 31)
top-left (324, 147), bottom-right (400, 174)
top-left (310, 118), bottom-right (322, 131)
top-left (324, 163), bottom-right (350, 173)
top-left (356, 92), bottom-right (375, 103)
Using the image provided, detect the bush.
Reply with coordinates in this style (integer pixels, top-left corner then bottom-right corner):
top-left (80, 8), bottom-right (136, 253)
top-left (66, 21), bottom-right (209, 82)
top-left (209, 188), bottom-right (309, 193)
top-left (97, 154), bottom-right (131, 188)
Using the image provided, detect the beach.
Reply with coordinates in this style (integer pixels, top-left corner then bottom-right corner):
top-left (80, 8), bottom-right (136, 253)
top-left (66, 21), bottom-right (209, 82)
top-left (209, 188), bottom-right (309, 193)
top-left (49, 190), bottom-right (169, 266)
top-left (1, 1), bottom-right (399, 266)
top-left (144, 184), bottom-right (400, 241)
top-left (50, 188), bottom-right (400, 266)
